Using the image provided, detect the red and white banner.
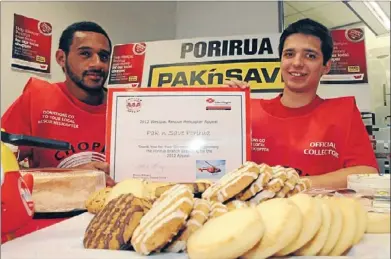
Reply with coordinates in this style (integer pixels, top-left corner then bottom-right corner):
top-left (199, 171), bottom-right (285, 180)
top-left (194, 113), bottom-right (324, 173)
top-left (11, 14), bottom-right (52, 74)
top-left (321, 28), bottom-right (368, 84)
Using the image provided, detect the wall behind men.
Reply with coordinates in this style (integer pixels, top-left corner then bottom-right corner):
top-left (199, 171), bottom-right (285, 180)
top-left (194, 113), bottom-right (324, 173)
top-left (1, 1), bottom-right (177, 115)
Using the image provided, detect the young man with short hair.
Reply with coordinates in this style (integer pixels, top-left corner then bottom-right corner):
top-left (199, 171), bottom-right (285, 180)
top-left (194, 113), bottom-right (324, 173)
top-left (2, 21), bottom-right (115, 186)
top-left (228, 18), bottom-right (378, 188)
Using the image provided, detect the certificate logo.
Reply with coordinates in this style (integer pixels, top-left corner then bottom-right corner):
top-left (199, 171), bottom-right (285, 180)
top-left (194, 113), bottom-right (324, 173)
top-left (205, 98), bottom-right (231, 110)
top-left (126, 98), bottom-right (142, 113)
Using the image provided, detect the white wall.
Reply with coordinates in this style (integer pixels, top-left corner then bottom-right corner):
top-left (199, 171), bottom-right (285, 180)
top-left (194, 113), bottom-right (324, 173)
top-left (175, 1), bottom-right (280, 39)
top-left (1, 1), bottom-right (177, 115)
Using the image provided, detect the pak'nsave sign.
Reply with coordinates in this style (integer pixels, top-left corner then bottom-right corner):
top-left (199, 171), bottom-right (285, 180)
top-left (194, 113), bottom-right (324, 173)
top-left (107, 35), bottom-right (285, 92)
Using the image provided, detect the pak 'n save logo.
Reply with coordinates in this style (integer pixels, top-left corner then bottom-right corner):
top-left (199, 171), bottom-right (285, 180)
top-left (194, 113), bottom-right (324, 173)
top-left (126, 98), bottom-right (142, 113)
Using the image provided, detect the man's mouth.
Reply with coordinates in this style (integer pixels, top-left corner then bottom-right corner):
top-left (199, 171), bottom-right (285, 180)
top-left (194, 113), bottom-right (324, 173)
top-left (289, 72), bottom-right (307, 77)
top-left (85, 73), bottom-right (104, 81)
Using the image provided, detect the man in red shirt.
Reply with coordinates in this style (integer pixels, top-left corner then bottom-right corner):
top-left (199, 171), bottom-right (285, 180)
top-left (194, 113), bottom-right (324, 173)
top-left (228, 18), bottom-right (378, 189)
top-left (2, 21), bottom-right (115, 186)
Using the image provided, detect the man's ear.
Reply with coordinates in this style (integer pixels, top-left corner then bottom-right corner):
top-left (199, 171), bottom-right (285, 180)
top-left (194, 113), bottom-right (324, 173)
top-left (323, 60), bottom-right (332, 75)
top-left (55, 49), bottom-right (66, 71)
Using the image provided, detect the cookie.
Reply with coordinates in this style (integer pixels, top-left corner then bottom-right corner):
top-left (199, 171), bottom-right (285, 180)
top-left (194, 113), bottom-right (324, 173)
top-left (276, 168), bottom-right (300, 198)
top-left (318, 196), bottom-right (343, 256)
top-left (247, 167), bottom-right (288, 206)
top-left (287, 178), bottom-right (312, 197)
top-left (366, 212), bottom-right (390, 233)
top-left (187, 207), bottom-right (265, 259)
top-left (328, 197), bottom-right (357, 256)
top-left (275, 193), bottom-right (323, 256)
top-left (83, 193), bottom-right (149, 250)
top-left (226, 199), bottom-right (249, 211)
top-left (209, 201), bottom-right (228, 219)
top-left (236, 163), bottom-right (273, 201)
top-left (352, 198), bottom-right (368, 245)
top-left (201, 161), bottom-right (260, 203)
top-left (295, 197), bottom-right (332, 256)
top-left (165, 198), bottom-right (210, 253)
top-left (131, 184), bottom-right (194, 255)
top-left (242, 198), bottom-right (303, 259)
top-left (155, 182), bottom-right (211, 198)
top-left (105, 178), bottom-right (147, 205)
top-left (85, 187), bottom-right (112, 214)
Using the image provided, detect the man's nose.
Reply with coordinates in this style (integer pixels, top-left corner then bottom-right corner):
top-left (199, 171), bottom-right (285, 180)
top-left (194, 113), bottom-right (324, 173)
top-left (292, 54), bottom-right (304, 67)
top-left (89, 54), bottom-right (105, 68)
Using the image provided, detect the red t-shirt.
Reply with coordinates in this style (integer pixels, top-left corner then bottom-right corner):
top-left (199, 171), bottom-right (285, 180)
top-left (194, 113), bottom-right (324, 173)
top-left (1, 77), bottom-right (107, 168)
top-left (251, 94), bottom-right (378, 176)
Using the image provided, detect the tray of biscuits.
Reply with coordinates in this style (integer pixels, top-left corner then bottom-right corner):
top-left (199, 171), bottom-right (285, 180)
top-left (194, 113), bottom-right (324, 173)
top-left (80, 161), bottom-right (390, 258)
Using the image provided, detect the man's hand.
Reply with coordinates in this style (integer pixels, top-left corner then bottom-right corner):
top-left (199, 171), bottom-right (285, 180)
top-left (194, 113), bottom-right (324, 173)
top-left (74, 161), bottom-right (116, 187)
top-left (225, 79), bottom-right (250, 90)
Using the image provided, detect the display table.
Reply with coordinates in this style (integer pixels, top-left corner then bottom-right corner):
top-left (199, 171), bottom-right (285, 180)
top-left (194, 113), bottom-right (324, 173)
top-left (1, 212), bottom-right (390, 259)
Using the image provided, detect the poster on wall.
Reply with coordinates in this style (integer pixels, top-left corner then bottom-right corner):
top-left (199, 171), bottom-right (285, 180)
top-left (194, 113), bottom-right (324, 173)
top-left (321, 28), bottom-right (368, 84)
top-left (108, 34), bottom-right (284, 92)
top-left (11, 14), bottom-right (52, 74)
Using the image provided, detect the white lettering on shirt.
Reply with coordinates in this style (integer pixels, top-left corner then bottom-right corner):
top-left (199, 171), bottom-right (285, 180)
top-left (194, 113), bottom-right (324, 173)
top-left (252, 138), bottom-right (269, 152)
top-left (305, 142), bottom-right (339, 158)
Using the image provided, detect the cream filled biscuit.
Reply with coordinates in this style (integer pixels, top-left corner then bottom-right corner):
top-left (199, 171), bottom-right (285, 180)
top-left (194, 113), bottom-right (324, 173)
top-left (236, 163), bottom-right (273, 201)
top-left (131, 184), bottom-right (194, 255)
top-left (202, 161), bottom-right (260, 203)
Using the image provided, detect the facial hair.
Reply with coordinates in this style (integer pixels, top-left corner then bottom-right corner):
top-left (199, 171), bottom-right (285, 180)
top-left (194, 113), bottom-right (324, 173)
top-left (65, 60), bottom-right (107, 94)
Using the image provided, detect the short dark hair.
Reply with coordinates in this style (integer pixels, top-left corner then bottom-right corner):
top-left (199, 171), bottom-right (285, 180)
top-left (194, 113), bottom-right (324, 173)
top-left (58, 21), bottom-right (112, 54)
top-left (278, 18), bottom-right (333, 65)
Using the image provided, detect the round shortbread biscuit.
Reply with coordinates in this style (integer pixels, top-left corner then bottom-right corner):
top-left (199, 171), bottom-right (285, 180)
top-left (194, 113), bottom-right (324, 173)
top-left (352, 198), bottom-right (368, 245)
top-left (366, 212), bottom-right (391, 233)
top-left (201, 161), bottom-right (260, 203)
top-left (85, 187), bottom-right (112, 214)
top-left (236, 164), bottom-right (273, 201)
top-left (226, 199), bottom-right (249, 211)
top-left (294, 197), bottom-right (332, 256)
top-left (83, 194), bottom-right (148, 250)
top-left (209, 201), bottom-right (228, 219)
top-left (165, 198), bottom-right (210, 253)
top-left (242, 198), bottom-right (303, 259)
top-left (130, 184), bottom-right (194, 255)
top-left (317, 196), bottom-right (343, 256)
top-left (187, 208), bottom-right (265, 259)
top-left (275, 193), bottom-right (322, 256)
top-left (328, 197), bottom-right (357, 256)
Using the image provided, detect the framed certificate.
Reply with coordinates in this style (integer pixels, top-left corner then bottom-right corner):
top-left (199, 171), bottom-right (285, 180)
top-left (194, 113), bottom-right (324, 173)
top-left (106, 87), bottom-right (251, 182)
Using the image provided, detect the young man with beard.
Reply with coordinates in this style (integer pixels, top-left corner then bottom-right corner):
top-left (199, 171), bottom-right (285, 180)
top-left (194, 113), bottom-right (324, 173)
top-left (2, 21), bottom-right (115, 186)
top-left (228, 18), bottom-right (378, 189)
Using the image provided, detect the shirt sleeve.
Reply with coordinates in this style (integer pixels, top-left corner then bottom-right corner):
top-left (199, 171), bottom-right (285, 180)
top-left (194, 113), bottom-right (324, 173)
top-left (343, 104), bottom-right (379, 171)
top-left (1, 84), bottom-right (33, 160)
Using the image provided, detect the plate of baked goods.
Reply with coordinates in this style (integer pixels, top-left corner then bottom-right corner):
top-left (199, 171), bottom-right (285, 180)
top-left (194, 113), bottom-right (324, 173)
top-left (20, 168), bottom-right (106, 216)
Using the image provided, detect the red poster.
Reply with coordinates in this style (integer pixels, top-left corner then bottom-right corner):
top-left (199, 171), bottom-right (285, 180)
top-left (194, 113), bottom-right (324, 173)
top-left (321, 28), bottom-right (368, 84)
top-left (108, 43), bottom-right (146, 87)
top-left (11, 14), bottom-right (52, 74)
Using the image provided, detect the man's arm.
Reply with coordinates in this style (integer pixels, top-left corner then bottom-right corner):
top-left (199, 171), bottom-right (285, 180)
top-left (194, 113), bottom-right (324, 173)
top-left (305, 165), bottom-right (378, 189)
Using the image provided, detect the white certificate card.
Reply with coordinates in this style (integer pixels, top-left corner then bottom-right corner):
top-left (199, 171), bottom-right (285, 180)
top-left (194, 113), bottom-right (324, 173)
top-left (106, 88), bottom-right (251, 183)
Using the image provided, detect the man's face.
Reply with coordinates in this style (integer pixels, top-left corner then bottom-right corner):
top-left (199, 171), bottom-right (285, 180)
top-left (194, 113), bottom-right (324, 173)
top-left (64, 31), bottom-right (111, 92)
top-left (281, 33), bottom-right (331, 93)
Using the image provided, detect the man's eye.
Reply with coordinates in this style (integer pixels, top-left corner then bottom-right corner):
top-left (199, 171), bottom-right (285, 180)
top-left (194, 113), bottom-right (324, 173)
top-left (307, 53), bottom-right (317, 59)
top-left (283, 52), bottom-right (293, 57)
top-left (100, 54), bottom-right (109, 62)
top-left (80, 51), bottom-right (91, 57)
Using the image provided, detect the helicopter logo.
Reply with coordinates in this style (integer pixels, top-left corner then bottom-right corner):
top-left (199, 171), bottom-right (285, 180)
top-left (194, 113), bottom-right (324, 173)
top-left (197, 161), bottom-right (222, 174)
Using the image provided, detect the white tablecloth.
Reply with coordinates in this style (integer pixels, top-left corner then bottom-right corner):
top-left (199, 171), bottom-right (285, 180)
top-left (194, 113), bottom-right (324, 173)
top-left (1, 213), bottom-right (390, 259)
